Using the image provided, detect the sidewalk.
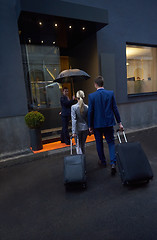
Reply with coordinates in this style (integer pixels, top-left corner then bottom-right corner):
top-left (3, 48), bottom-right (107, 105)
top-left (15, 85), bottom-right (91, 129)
top-left (0, 134), bottom-right (97, 168)
top-left (0, 126), bottom-right (156, 168)
top-left (0, 126), bottom-right (157, 240)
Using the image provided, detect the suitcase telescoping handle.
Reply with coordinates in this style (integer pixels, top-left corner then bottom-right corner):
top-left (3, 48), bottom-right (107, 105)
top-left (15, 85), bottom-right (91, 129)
top-left (70, 136), bottom-right (79, 155)
top-left (117, 129), bottom-right (128, 143)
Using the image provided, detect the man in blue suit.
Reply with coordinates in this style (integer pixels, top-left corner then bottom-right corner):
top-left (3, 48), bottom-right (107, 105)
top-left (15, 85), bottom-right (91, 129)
top-left (88, 76), bottom-right (123, 174)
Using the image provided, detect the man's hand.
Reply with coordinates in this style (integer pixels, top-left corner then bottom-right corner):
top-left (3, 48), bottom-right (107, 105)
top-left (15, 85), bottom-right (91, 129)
top-left (72, 96), bottom-right (75, 100)
top-left (89, 128), bottom-right (93, 134)
top-left (119, 122), bottom-right (124, 131)
top-left (72, 133), bottom-right (77, 137)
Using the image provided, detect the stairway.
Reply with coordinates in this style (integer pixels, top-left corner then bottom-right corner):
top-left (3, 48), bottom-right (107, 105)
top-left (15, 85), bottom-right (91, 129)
top-left (41, 127), bottom-right (72, 144)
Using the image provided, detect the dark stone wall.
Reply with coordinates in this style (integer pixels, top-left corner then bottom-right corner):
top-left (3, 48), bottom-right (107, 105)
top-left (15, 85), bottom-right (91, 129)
top-left (0, 0), bottom-right (30, 157)
top-left (0, 116), bottom-right (31, 159)
top-left (0, 0), bottom-right (28, 118)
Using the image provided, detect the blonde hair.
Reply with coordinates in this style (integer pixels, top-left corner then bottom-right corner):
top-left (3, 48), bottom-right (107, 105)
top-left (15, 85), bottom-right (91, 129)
top-left (76, 90), bottom-right (85, 114)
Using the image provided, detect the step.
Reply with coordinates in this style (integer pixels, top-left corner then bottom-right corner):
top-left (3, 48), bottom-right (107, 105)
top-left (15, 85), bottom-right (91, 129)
top-left (41, 127), bottom-right (72, 144)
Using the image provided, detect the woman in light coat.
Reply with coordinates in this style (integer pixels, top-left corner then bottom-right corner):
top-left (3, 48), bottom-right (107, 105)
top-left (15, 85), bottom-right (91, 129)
top-left (71, 90), bottom-right (88, 154)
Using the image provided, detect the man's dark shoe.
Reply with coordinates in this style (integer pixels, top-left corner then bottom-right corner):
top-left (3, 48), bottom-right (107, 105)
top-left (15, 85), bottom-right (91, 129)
top-left (98, 160), bottom-right (107, 168)
top-left (111, 164), bottom-right (117, 175)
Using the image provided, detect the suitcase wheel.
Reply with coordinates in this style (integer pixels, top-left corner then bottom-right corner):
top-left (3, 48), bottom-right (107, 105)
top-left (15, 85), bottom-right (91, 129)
top-left (64, 182), bottom-right (87, 191)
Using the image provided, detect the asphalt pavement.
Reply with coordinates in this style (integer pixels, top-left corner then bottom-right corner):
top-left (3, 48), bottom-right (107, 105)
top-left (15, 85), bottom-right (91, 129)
top-left (0, 127), bottom-right (157, 240)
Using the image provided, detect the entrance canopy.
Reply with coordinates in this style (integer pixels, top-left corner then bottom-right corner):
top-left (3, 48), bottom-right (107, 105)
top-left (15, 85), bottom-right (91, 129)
top-left (20, 0), bottom-right (108, 24)
top-left (19, 0), bottom-right (108, 50)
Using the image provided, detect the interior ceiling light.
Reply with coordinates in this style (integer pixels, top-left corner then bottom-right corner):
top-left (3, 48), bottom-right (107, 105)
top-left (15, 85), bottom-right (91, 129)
top-left (28, 38), bottom-right (31, 43)
top-left (82, 27), bottom-right (85, 30)
top-left (53, 41), bottom-right (55, 44)
top-left (69, 25), bottom-right (72, 29)
top-left (41, 40), bottom-right (44, 43)
top-left (39, 21), bottom-right (43, 26)
top-left (126, 46), bottom-right (151, 59)
top-left (54, 23), bottom-right (58, 27)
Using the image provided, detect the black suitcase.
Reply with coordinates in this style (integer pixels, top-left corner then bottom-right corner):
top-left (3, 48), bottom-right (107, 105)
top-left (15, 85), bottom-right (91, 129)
top-left (64, 137), bottom-right (87, 189)
top-left (116, 130), bottom-right (153, 185)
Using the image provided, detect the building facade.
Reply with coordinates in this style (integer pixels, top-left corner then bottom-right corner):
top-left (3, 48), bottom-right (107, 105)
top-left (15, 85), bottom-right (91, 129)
top-left (0, 0), bottom-right (157, 158)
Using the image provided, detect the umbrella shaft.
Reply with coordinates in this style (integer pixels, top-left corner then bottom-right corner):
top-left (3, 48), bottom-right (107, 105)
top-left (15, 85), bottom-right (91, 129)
top-left (71, 79), bottom-right (75, 96)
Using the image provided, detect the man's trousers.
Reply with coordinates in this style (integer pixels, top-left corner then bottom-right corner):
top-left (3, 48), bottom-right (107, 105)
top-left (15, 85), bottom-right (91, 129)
top-left (61, 116), bottom-right (70, 144)
top-left (94, 126), bottom-right (116, 165)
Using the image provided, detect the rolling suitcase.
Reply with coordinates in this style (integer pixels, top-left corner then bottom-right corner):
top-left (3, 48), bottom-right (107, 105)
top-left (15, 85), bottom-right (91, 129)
top-left (64, 136), bottom-right (87, 189)
top-left (116, 130), bottom-right (153, 185)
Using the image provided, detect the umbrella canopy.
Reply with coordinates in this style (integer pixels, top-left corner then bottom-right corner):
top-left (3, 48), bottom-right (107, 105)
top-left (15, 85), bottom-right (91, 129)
top-left (54, 69), bottom-right (90, 82)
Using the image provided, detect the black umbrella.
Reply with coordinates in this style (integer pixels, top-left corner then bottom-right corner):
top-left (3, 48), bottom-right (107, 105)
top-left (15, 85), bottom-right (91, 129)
top-left (54, 69), bottom-right (90, 95)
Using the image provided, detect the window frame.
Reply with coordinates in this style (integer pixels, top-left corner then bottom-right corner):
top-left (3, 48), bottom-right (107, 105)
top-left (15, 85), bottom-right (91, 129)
top-left (126, 42), bottom-right (157, 97)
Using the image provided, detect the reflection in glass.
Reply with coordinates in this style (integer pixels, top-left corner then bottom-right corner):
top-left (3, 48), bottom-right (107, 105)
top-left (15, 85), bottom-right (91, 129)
top-left (24, 44), bottom-right (62, 108)
top-left (126, 45), bottom-right (157, 94)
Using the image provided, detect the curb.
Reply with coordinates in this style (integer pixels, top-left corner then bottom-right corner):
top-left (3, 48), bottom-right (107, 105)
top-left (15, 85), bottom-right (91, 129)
top-left (0, 125), bottom-right (156, 169)
top-left (0, 140), bottom-right (96, 169)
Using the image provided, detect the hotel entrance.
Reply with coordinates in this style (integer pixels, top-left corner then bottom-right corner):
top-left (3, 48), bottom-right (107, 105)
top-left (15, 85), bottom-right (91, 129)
top-left (18, 11), bottom-right (107, 141)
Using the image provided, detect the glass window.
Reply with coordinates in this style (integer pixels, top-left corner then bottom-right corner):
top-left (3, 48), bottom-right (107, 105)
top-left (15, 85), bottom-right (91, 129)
top-left (126, 44), bottom-right (157, 95)
top-left (22, 44), bottom-right (62, 109)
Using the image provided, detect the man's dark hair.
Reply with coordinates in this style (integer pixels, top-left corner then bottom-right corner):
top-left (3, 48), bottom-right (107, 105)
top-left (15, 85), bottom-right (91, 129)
top-left (94, 76), bottom-right (104, 87)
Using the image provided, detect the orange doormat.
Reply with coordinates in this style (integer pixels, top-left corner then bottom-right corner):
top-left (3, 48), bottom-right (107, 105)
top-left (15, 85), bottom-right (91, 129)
top-left (32, 134), bottom-right (97, 154)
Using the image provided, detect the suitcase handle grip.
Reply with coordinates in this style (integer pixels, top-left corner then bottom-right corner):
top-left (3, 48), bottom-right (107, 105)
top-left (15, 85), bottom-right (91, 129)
top-left (117, 129), bottom-right (128, 143)
top-left (70, 136), bottom-right (79, 155)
